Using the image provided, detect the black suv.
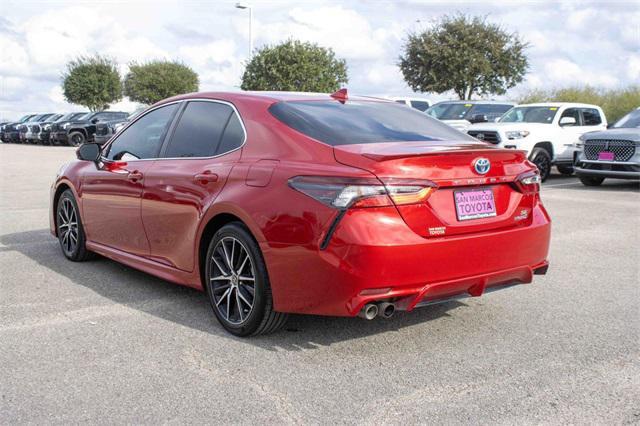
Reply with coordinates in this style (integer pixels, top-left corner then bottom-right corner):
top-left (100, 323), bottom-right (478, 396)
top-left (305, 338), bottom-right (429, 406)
top-left (1, 114), bottom-right (37, 143)
top-left (14, 114), bottom-right (56, 143)
top-left (50, 111), bottom-right (129, 146)
top-left (39, 112), bottom-right (87, 145)
top-left (94, 107), bottom-right (146, 144)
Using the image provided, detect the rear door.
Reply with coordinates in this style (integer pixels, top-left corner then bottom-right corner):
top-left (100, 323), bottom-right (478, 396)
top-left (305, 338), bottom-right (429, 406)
top-left (81, 103), bottom-right (179, 255)
top-left (141, 100), bottom-right (245, 272)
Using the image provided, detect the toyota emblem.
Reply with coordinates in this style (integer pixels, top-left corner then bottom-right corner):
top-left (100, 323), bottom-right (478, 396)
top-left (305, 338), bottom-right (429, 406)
top-left (473, 157), bottom-right (491, 175)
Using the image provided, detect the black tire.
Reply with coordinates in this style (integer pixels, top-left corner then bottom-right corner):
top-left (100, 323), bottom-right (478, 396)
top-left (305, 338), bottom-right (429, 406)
top-left (557, 165), bottom-right (574, 175)
top-left (579, 175), bottom-right (605, 186)
top-left (56, 190), bottom-right (93, 261)
top-left (204, 222), bottom-right (288, 337)
top-left (530, 147), bottom-right (552, 182)
top-left (68, 131), bottom-right (86, 147)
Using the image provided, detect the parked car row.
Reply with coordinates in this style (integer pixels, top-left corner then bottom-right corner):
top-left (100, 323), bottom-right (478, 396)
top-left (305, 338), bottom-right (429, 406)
top-left (0, 110), bottom-right (130, 146)
top-left (422, 100), bottom-right (639, 183)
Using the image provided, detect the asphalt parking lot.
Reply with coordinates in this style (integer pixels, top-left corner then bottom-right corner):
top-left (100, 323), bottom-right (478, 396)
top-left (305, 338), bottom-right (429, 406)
top-left (1, 143), bottom-right (638, 424)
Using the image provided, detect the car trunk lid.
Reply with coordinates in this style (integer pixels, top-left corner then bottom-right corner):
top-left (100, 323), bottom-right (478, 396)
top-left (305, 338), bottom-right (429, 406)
top-left (333, 141), bottom-right (536, 238)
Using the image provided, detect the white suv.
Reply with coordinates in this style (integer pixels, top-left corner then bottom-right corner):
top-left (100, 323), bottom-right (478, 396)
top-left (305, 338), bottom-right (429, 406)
top-left (389, 97), bottom-right (432, 112)
top-left (468, 103), bottom-right (607, 181)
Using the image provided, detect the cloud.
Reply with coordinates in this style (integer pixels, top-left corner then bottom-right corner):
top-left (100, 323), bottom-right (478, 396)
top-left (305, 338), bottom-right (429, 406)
top-left (0, 0), bottom-right (638, 120)
top-left (256, 6), bottom-right (390, 60)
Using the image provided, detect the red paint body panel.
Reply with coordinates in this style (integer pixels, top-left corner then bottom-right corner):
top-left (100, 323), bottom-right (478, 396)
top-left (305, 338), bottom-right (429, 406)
top-left (50, 91), bottom-right (551, 317)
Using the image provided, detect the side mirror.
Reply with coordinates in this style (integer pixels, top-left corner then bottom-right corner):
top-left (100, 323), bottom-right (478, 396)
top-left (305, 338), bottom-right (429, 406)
top-left (76, 143), bottom-right (101, 162)
top-left (469, 114), bottom-right (488, 124)
top-left (91, 118), bottom-right (100, 124)
top-left (559, 116), bottom-right (577, 126)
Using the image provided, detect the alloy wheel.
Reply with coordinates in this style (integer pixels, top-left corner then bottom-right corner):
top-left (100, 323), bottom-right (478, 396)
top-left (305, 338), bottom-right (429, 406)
top-left (58, 198), bottom-right (79, 255)
top-left (70, 134), bottom-right (84, 147)
top-left (209, 236), bottom-right (256, 325)
top-left (533, 154), bottom-right (551, 180)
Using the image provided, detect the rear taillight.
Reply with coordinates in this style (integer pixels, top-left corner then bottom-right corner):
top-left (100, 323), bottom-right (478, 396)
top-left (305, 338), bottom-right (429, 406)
top-left (514, 170), bottom-right (541, 194)
top-left (288, 176), bottom-right (437, 209)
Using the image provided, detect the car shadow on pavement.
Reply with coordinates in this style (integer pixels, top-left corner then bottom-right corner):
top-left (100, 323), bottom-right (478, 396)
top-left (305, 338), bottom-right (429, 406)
top-left (1, 229), bottom-right (463, 351)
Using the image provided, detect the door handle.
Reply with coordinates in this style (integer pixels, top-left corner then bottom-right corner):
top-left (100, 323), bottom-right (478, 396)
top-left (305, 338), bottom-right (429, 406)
top-left (194, 171), bottom-right (219, 184)
top-left (127, 171), bottom-right (144, 182)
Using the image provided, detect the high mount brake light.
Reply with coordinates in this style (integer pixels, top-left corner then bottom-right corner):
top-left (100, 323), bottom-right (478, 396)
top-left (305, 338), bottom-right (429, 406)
top-left (514, 170), bottom-right (541, 194)
top-left (288, 176), bottom-right (437, 209)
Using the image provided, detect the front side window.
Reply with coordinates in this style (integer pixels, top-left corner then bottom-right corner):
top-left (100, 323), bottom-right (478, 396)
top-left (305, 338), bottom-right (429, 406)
top-left (581, 108), bottom-right (602, 126)
top-left (270, 100), bottom-right (473, 146)
top-left (560, 108), bottom-right (581, 126)
top-left (162, 101), bottom-right (243, 158)
top-left (105, 103), bottom-right (178, 161)
top-left (500, 106), bottom-right (558, 124)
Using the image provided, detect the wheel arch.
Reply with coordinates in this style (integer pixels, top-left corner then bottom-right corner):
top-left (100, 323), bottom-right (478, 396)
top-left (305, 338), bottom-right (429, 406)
top-left (197, 210), bottom-right (263, 289)
top-left (68, 128), bottom-right (88, 138)
top-left (532, 141), bottom-right (554, 159)
top-left (52, 180), bottom-right (82, 237)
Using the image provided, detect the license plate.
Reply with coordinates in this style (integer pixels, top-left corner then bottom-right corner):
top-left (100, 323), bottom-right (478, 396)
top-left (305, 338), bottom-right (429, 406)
top-left (454, 188), bottom-right (497, 221)
top-left (598, 151), bottom-right (614, 161)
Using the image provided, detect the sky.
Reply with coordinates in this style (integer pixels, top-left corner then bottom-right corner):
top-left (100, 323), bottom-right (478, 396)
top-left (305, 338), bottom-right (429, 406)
top-left (1, 0), bottom-right (638, 120)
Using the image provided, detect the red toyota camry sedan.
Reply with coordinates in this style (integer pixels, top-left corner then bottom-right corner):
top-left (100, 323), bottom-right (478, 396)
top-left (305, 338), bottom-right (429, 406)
top-left (50, 91), bottom-right (551, 336)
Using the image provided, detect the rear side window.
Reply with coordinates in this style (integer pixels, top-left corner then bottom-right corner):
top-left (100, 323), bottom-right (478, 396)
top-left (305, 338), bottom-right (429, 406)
top-left (217, 113), bottom-right (245, 154)
top-left (105, 103), bottom-right (178, 161)
top-left (163, 101), bottom-right (243, 158)
top-left (581, 108), bottom-right (602, 125)
top-left (269, 101), bottom-right (474, 146)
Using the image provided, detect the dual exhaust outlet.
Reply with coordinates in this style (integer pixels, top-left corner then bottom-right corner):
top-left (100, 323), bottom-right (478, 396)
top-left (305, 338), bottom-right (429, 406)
top-left (358, 302), bottom-right (395, 320)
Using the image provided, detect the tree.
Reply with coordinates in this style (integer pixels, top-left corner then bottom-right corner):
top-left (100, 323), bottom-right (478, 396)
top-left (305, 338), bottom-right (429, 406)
top-left (399, 15), bottom-right (529, 99)
top-left (124, 60), bottom-right (199, 105)
top-left (241, 40), bottom-right (348, 92)
top-left (62, 55), bottom-right (122, 111)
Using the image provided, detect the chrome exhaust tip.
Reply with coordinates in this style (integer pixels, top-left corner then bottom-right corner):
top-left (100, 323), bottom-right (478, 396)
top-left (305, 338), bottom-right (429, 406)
top-left (378, 302), bottom-right (395, 319)
top-left (358, 303), bottom-right (379, 320)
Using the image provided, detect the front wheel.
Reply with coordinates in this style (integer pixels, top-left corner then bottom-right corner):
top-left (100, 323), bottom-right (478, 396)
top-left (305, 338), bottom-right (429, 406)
top-left (579, 175), bottom-right (605, 186)
top-left (56, 190), bottom-right (93, 261)
top-left (530, 148), bottom-right (552, 182)
top-left (68, 131), bottom-right (86, 147)
top-left (204, 223), bottom-right (288, 337)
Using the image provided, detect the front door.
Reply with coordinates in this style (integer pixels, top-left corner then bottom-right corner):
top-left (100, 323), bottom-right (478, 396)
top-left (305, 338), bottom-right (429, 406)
top-left (81, 103), bottom-right (180, 255)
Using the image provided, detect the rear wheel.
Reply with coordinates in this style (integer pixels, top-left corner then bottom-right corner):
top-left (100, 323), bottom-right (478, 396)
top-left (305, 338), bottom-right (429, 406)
top-left (530, 147), bottom-right (552, 182)
top-left (68, 131), bottom-right (86, 147)
top-left (579, 175), bottom-right (605, 186)
top-left (204, 223), bottom-right (287, 337)
top-left (557, 165), bottom-right (574, 175)
top-left (56, 190), bottom-right (93, 261)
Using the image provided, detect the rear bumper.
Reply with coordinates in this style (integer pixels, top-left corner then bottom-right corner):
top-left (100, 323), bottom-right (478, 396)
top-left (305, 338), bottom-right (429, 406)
top-left (263, 200), bottom-right (551, 316)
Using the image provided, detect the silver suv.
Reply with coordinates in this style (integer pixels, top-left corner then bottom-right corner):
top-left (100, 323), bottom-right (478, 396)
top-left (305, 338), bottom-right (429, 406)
top-left (574, 108), bottom-right (640, 186)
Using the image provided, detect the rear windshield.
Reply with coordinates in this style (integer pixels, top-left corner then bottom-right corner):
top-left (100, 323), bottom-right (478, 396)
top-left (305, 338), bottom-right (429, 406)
top-left (269, 100), bottom-right (473, 146)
